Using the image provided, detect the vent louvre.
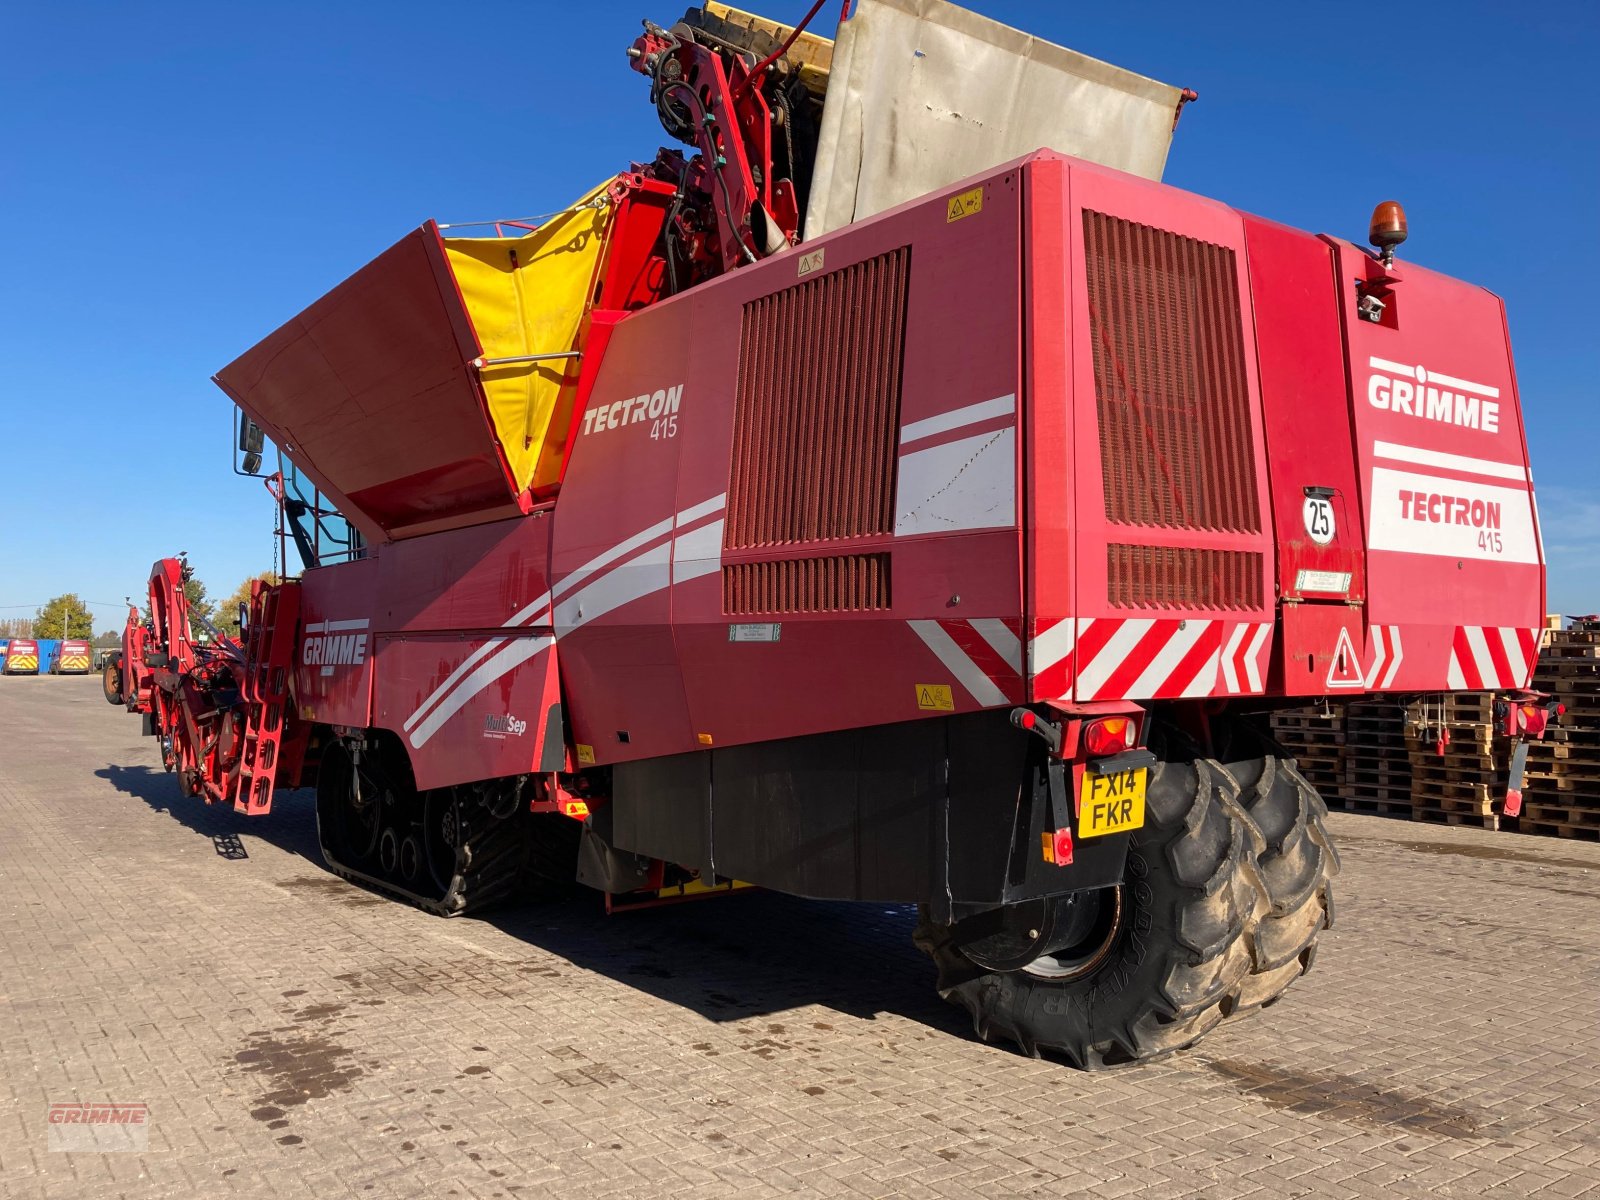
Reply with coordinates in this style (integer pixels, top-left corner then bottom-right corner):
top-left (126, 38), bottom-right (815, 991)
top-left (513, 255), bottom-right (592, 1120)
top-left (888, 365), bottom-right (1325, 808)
top-left (725, 247), bottom-right (910, 550)
top-left (1107, 545), bottom-right (1263, 612)
top-left (1084, 211), bottom-right (1260, 535)
top-left (723, 554), bottom-right (892, 615)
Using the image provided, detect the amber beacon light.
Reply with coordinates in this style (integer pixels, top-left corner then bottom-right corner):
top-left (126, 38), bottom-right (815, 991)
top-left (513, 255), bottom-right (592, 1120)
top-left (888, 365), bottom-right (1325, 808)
top-left (1368, 199), bottom-right (1408, 266)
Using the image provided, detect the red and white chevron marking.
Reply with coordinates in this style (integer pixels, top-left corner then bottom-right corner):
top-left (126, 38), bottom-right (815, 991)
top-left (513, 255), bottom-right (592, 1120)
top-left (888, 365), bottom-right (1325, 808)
top-left (907, 619), bottom-right (1024, 706)
top-left (1446, 626), bottom-right (1540, 690)
top-left (1029, 617), bottom-right (1272, 703)
top-left (1364, 625), bottom-right (1405, 689)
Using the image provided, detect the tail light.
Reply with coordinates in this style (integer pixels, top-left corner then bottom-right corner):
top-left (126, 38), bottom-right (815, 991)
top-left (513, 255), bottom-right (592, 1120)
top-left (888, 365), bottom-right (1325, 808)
top-left (1083, 716), bottom-right (1139, 757)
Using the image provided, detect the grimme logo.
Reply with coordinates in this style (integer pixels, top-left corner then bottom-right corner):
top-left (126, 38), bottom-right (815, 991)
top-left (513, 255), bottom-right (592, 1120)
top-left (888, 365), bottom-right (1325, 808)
top-left (302, 619), bottom-right (370, 678)
top-left (1366, 357), bottom-right (1501, 433)
top-left (483, 713), bottom-right (527, 739)
top-left (47, 1102), bottom-right (150, 1152)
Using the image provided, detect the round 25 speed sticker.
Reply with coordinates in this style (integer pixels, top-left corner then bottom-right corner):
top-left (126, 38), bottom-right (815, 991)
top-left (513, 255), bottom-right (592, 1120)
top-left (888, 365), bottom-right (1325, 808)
top-left (1303, 495), bottom-right (1336, 546)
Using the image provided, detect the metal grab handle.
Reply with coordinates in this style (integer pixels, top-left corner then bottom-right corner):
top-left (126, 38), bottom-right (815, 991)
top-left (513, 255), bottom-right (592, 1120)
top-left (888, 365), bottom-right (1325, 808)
top-left (470, 352), bottom-right (583, 369)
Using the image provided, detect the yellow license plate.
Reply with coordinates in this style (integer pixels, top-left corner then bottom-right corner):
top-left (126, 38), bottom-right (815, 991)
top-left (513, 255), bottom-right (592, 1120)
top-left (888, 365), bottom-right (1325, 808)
top-left (1078, 767), bottom-right (1147, 838)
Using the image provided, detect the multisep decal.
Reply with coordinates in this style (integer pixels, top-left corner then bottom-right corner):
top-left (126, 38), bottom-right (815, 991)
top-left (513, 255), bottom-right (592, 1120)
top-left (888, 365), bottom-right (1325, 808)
top-left (302, 618), bottom-right (369, 678)
top-left (483, 713), bottom-right (528, 739)
top-left (1366, 357), bottom-right (1500, 433)
top-left (581, 383), bottom-right (683, 440)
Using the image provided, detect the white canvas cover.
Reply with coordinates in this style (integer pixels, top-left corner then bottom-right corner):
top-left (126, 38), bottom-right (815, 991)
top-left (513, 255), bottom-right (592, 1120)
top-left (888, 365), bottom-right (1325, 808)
top-left (805, 0), bottom-right (1186, 236)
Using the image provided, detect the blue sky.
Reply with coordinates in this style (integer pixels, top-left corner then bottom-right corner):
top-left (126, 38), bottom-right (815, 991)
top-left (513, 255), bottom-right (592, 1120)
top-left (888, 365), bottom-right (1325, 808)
top-left (2, 1), bottom-right (1596, 632)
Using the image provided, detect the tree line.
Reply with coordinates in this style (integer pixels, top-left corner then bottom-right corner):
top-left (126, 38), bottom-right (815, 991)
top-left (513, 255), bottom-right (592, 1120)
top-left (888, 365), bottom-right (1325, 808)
top-left (5, 571), bottom-right (279, 644)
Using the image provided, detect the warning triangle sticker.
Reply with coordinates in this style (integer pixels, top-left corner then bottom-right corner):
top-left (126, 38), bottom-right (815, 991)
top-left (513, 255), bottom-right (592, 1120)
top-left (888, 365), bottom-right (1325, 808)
top-left (1325, 625), bottom-right (1365, 689)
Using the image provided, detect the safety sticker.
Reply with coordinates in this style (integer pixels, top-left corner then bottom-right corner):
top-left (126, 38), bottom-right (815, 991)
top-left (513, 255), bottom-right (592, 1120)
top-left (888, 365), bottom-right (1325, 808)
top-left (1325, 626), bottom-right (1365, 689)
top-left (575, 743), bottom-right (596, 766)
top-left (916, 683), bottom-right (955, 711)
top-left (946, 187), bottom-right (984, 222)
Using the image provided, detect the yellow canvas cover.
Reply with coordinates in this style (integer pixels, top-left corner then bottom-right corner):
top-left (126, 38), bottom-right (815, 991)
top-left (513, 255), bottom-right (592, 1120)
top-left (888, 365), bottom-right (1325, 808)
top-left (444, 179), bottom-right (615, 493)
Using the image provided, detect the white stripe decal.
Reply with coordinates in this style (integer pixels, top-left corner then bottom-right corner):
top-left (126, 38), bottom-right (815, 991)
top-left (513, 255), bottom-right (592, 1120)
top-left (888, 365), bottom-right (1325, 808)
top-left (553, 517), bottom-right (675, 602)
top-left (1029, 618), bottom-right (1076, 675)
top-left (403, 496), bottom-right (725, 735)
top-left (1126, 620), bottom-right (1208, 699)
top-left (1381, 627), bottom-right (1404, 689)
top-left (1464, 625), bottom-right (1495, 684)
top-left (1242, 623), bottom-right (1271, 693)
top-left (1446, 653), bottom-right (1467, 690)
top-left (403, 630), bottom-right (523, 732)
top-left (1497, 626), bottom-right (1525, 686)
top-left (676, 491), bottom-right (729, 528)
top-left (671, 518), bottom-right (725, 584)
top-left (898, 394), bottom-right (1015, 446)
top-left (1372, 440), bottom-right (1527, 482)
top-left (1426, 368), bottom-right (1498, 399)
top-left (555, 541), bottom-right (673, 632)
top-left (970, 619), bottom-right (1022, 674)
top-left (1076, 619), bottom-right (1154, 700)
top-left (1369, 356), bottom-right (1415, 378)
top-left (409, 635), bottom-right (554, 749)
top-left (908, 620), bottom-right (1008, 707)
top-left (1363, 626), bottom-right (1388, 689)
top-left (1181, 648), bottom-right (1222, 698)
top-left (1219, 624), bottom-right (1248, 693)
top-left (894, 427), bottom-right (1016, 535)
top-left (310, 618), bottom-right (370, 634)
top-left (413, 542), bottom-right (677, 749)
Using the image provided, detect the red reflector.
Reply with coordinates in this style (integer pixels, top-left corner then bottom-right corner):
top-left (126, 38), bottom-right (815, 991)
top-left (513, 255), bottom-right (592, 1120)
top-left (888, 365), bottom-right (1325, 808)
top-left (1018, 711), bottom-right (1037, 730)
top-left (1042, 828), bottom-right (1074, 865)
top-left (1083, 716), bottom-right (1137, 757)
top-left (1053, 828), bottom-right (1074, 865)
top-left (1503, 789), bottom-right (1523, 818)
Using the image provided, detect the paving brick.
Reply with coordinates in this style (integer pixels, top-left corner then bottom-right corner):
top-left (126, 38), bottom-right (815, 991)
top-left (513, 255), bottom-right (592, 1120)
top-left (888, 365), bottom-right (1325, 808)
top-left (0, 676), bottom-right (1597, 1198)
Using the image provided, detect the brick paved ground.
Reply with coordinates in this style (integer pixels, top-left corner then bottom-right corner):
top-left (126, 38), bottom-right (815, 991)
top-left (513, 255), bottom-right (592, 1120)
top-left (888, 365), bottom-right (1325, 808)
top-left (1, 676), bottom-right (1597, 1199)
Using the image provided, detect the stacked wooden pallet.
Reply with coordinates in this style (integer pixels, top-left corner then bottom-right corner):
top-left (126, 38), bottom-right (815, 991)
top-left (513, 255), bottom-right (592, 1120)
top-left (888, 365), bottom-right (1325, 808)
top-left (1268, 706), bottom-right (1342, 797)
top-left (1339, 700), bottom-right (1413, 818)
top-left (1267, 622), bottom-right (1600, 841)
top-left (1404, 693), bottom-right (1503, 831)
top-left (1518, 627), bottom-right (1600, 840)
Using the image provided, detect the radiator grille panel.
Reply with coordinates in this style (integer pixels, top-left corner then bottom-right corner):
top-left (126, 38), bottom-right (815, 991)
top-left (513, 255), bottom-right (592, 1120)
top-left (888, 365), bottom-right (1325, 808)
top-left (1107, 545), bottom-right (1263, 611)
top-left (1084, 211), bottom-right (1260, 535)
top-left (723, 554), bottom-right (892, 615)
top-left (725, 247), bottom-right (910, 549)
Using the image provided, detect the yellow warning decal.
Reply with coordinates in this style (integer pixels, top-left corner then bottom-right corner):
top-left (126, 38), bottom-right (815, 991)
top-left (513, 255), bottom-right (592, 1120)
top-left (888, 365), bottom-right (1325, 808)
top-left (946, 187), bottom-right (984, 223)
top-left (575, 743), bottom-right (596, 766)
top-left (916, 684), bottom-right (955, 711)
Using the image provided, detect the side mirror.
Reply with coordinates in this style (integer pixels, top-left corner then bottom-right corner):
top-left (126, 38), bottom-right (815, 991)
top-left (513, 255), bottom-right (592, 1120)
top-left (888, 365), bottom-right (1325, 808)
top-left (238, 602), bottom-right (249, 643)
top-left (238, 410), bottom-right (265, 475)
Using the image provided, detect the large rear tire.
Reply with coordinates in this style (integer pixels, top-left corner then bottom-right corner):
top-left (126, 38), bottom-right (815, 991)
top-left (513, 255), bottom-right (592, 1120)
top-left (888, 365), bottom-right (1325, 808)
top-left (913, 753), bottom-right (1336, 1069)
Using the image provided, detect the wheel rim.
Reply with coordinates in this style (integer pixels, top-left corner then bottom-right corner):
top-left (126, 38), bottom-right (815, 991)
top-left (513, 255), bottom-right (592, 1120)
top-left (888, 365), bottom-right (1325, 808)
top-left (378, 827), bottom-right (399, 875)
top-left (422, 790), bottom-right (461, 894)
top-left (1019, 887), bottom-right (1124, 981)
top-left (956, 887), bottom-right (1125, 981)
top-left (399, 835), bottom-right (422, 884)
top-left (341, 756), bottom-right (383, 864)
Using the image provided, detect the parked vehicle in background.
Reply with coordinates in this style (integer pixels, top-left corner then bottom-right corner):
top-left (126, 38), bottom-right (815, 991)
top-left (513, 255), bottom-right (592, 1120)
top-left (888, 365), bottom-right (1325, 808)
top-left (53, 640), bottom-right (92, 674)
top-left (3, 640), bottom-right (40, 675)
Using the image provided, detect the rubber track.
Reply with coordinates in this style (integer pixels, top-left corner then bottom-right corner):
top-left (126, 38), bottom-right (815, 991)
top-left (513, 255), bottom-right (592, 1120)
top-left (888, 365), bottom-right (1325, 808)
top-left (317, 808), bottom-right (531, 918)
